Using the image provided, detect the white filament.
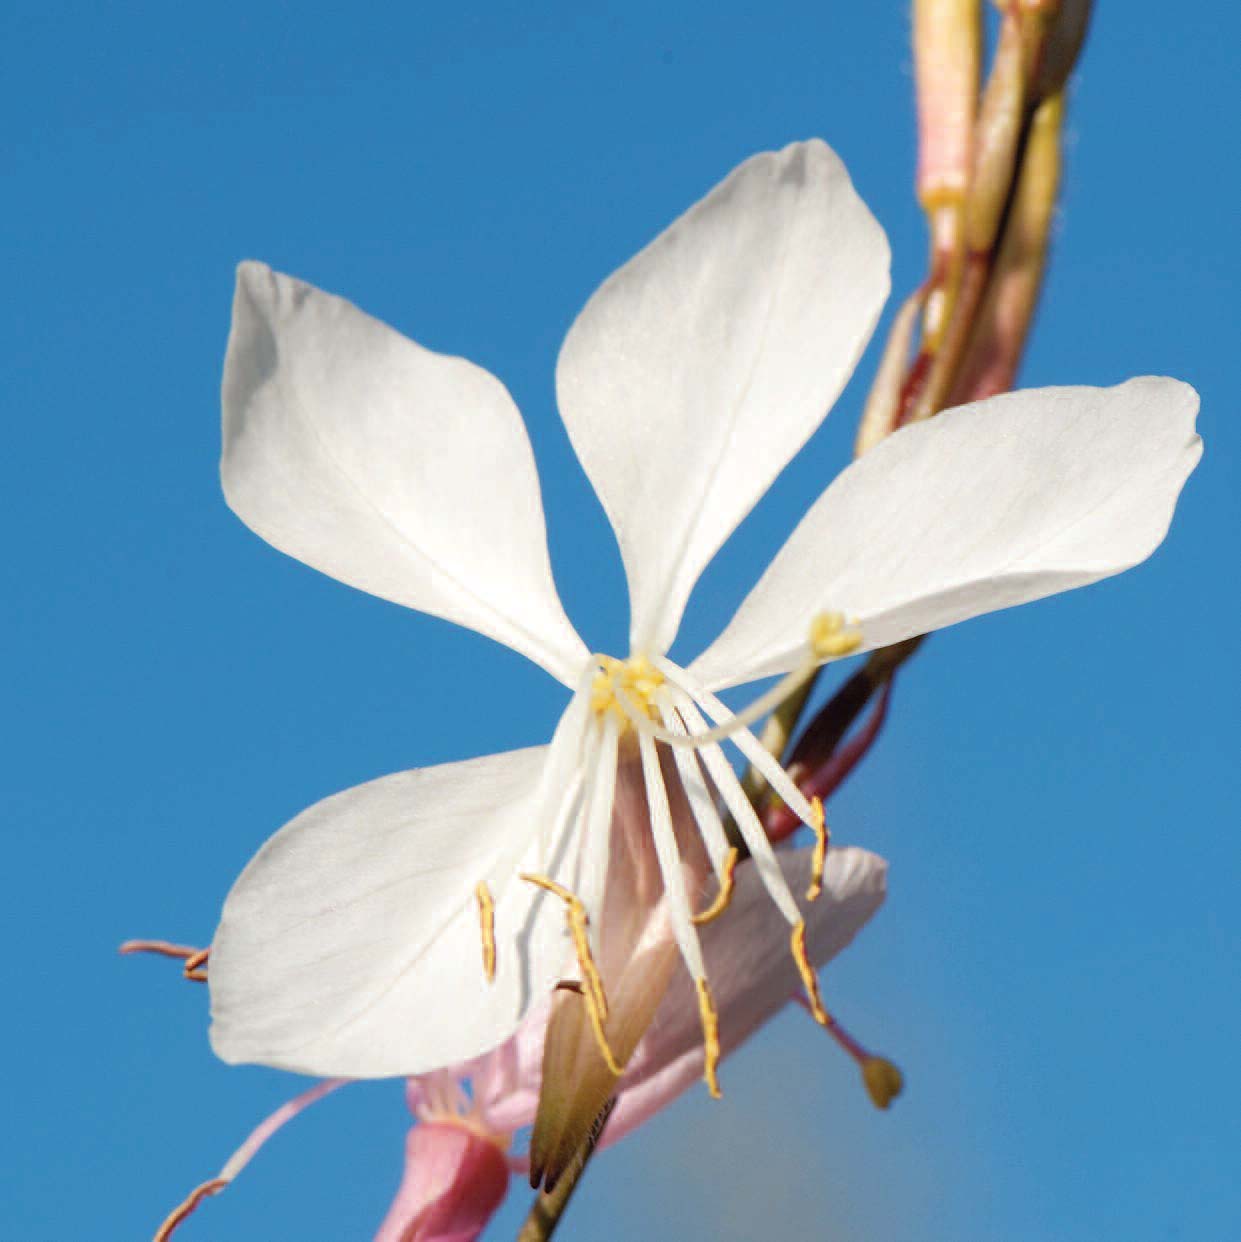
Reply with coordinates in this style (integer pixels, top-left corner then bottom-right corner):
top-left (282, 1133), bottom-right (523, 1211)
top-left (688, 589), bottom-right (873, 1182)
top-left (670, 693), bottom-right (802, 926)
top-left (576, 711), bottom-right (620, 953)
top-left (623, 659), bottom-right (817, 749)
top-left (658, 658), bottom-right (819, 827)
top-left (636, 729), bottom-right (707, 979)
top-left (657, 700), bottom-right (735, 880)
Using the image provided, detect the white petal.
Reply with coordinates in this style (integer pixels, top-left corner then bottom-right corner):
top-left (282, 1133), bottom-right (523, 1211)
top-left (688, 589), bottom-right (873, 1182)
top-left (209, 743), bottom-right (580, 1078)
top-left (222, 262), bottom-right (588, 685)
top-left (556, 140), bottom-right (890, 655)
top-left (692, 378), bottom-right (1202, 689)
top-left (606, 845), bottom-right (887, 1141)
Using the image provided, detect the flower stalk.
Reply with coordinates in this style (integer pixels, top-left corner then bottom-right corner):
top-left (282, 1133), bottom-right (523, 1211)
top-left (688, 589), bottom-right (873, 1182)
top-left (517, 1101), bottom-right (615, 1242)
top-left (774, 1), bottom-right (1091, 812)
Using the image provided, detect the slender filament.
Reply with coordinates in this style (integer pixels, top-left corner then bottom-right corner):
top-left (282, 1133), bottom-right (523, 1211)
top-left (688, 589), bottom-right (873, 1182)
top-left (576, 712), bottom-right (620, 958)
top-left (635, 732), bottom-right (708, 980)
top-left (672, 694), bottom-right (802, 925)
top-left (658, 659), bottom-right (819, 827)
top-left (637, 730), bottom-right (729, 1096)
top-left (657, 700), bottom-right (735, 879)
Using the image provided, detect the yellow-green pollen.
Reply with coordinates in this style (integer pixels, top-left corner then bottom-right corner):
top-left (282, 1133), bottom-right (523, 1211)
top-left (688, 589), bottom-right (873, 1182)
top-left (590, 654), bottom-right (666, 727)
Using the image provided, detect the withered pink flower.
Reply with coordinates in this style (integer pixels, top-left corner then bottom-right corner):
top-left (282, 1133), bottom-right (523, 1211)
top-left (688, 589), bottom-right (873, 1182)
top-left (374, 1077), bottom-right (510, 1242)
top-left (162, 843), bottom-right (886, 1239)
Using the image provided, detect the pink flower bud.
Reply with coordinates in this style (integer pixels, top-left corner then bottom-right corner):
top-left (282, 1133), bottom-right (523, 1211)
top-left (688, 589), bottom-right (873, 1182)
top-left (914, 0), bottom-right (982, 209)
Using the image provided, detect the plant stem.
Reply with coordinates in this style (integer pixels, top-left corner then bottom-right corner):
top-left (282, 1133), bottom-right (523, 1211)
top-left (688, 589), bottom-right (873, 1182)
top-left (517, 1100), bottom-right (615, 1242)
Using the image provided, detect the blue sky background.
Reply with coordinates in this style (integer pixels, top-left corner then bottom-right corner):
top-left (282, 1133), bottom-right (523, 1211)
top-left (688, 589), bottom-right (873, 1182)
top-left (5, 3), bottom-right (1238, 1239)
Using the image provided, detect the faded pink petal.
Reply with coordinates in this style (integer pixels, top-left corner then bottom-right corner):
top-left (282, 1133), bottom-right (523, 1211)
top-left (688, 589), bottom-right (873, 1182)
top-left (374, 1122), bottom-right (510, 1242)
top-left (468, 1000), bottom-right (549, 1135)
top-left (450, 843), bottom-right (886, 1154)
top-left (605, 843), bottom-right (886, 1145)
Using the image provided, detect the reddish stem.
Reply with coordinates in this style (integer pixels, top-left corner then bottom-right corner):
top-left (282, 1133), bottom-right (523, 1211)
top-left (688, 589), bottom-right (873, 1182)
top-left (764, 679), bottom-right (894, 842)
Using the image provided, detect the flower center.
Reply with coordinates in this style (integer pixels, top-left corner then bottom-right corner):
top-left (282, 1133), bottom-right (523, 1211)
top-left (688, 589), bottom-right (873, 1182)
top-left (486, 614), bottom-right (868, 1104)
top-left (589, 653), bottom-right (665, 727)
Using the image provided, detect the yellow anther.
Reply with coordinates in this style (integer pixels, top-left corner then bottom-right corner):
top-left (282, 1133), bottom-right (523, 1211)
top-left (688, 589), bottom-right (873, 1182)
top-left (182, 949), bottom-right (210, 982)
top-left (590, 653), bottom-right (666, 728)
top-left (520, 872), bottom-right (623, 1075)
top-left (806, 797), bottom-right (829, 902)
top-left (790, 919), bottom-right (832, 1028)
top-left (695, 977), bottom-right (723, 1099)
top-left (579, 989), bottom-right (623, 1076)
top-left (474, 882), bottom-right (497, 983)
top-left (810, 612), bottom-right (863, 660)
top-left (861, 1057), bottom-right (905, 1110)
top-left (693, 847), bottom-right (739, 925)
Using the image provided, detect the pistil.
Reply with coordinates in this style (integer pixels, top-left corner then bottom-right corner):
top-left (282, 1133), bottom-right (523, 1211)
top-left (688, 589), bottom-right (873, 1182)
top-left (793, 995), bottom-right (905, 1110)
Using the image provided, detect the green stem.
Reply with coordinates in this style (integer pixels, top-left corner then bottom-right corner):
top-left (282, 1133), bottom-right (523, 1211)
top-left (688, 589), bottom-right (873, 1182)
top-left (516, 1100), bottom-right (615, 1242)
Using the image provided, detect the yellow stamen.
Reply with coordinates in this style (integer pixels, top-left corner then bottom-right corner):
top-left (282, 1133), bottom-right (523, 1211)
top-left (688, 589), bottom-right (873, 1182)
top-left (695, 976), bottom-right (723, 1099)
top-left (520, 872), bottom-right (623, 1075)
top-left (692, 847), bottom-right (739, 925)
top-left (810, 612), bottom-right (863, 660)
top-left (791, 919), bottom-right (833, 1027)
top-left (861, 1057), bottom-right (905, 1110)
top-left (590, 653), bottom-right (666, 728)
top-left (475, 882), bottom-right (496, 983)
top-left (806, 797), bottom-right (829, 901)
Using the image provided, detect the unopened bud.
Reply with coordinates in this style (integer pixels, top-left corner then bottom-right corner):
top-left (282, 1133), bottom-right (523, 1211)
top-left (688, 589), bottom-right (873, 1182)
top-left (966, 10), bottom-right (1027, 254)
top-left (913, 0), bottom-right (983, 209)
top-left (1034, 0), bottom-right (1093, 100)
top-left (951, 90), bottom-right (1063, 404)
top-left (861, 1056), bottom-right (905, 1110)
top-left (856, 288), bottom-right (925, 456)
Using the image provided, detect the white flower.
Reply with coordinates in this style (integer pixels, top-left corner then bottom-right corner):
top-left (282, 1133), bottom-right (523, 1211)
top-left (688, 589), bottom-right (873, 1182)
top-left (208, 139), bottom-right (1200, 1085)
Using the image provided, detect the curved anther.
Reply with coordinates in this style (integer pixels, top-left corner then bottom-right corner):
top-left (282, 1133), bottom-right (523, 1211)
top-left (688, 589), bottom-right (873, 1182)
top-left (692, 847), bottom-right (739, 925)
top-left (696, 977), bottom-right (723, 1098)
top-left (806, 797), bottom-right (829, 901)
top-left (474, 882), bottom-right (497, 982)
top-left (791, 919), bottom-right (833, 1028)
top-left (520, 872), bottom-right (623, 1075)
top-left (183, 949), bottom-right (210, 982)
